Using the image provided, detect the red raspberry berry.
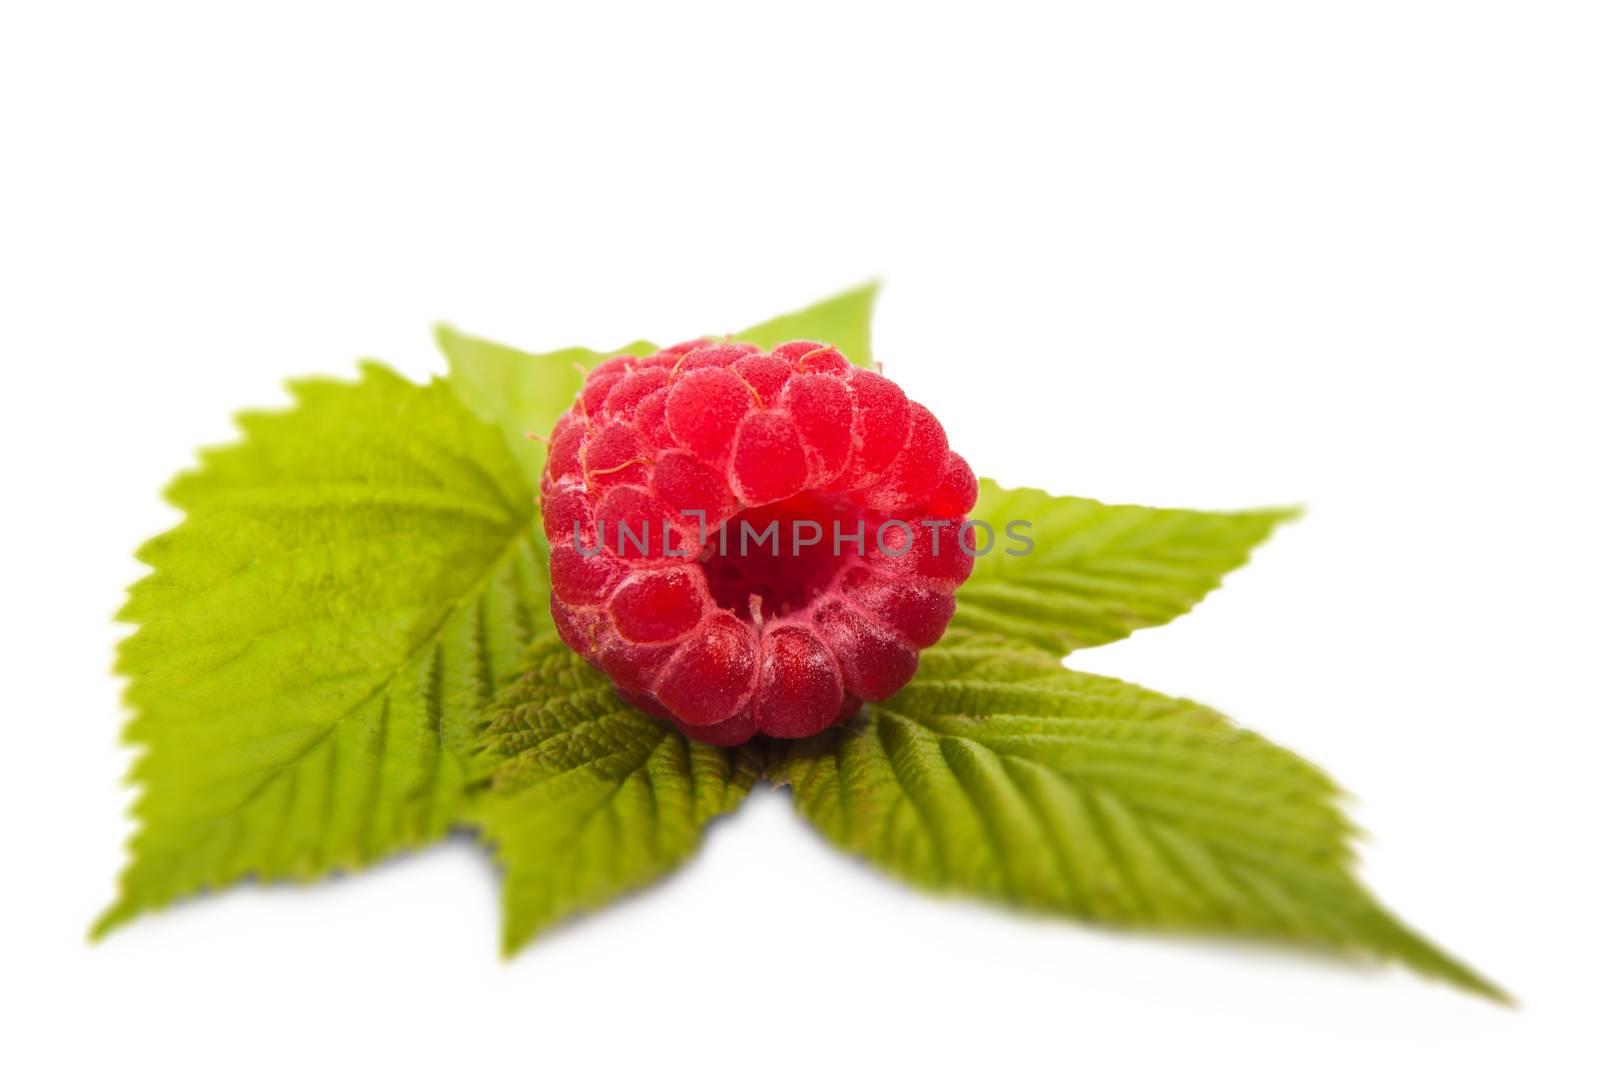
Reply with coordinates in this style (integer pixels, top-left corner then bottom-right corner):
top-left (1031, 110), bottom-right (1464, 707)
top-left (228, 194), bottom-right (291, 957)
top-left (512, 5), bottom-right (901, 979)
top-left (541, 341), bottom-right (977, 745)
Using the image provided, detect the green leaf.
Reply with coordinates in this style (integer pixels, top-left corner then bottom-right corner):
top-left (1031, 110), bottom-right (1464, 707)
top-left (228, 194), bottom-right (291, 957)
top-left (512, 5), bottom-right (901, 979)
top-left (435, 325), bottom-right (655, 473)
top-left (773, 634), bottom-right (1505, 1001)
top-left (97, 363), bottom-right (549, 936)
top-left (732, 280), bottom-right (880, 368)
top-left (474, 637), bottom-right (761, 954)
top-left (957, 480), bottom-right (1299, 655)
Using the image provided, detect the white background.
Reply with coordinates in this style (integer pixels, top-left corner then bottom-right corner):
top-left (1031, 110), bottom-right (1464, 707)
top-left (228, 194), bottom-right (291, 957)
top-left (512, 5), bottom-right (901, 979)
top-left (3, 2), bottom-right (1596, 1063)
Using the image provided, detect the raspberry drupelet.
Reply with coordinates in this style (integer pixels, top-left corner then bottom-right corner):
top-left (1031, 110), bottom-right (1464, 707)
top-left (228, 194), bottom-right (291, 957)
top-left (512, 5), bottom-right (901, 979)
top-left (541, 339), bottom-right (977, 745)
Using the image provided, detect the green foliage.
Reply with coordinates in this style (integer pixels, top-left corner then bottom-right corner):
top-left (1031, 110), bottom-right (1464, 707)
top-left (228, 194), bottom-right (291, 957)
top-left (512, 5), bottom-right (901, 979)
top-left (772, 632), bottom-right (1504, 1000)
top-left (99, 288), bottom-right (1500, 1001)
top-left (474, 638), bottom-right (760, 953)
top-left (97, 364), bottom-right (547, 936)
top-left (732, 280), bottom-right (880, 368)
top-left (958, 480), bottom-right (1299, 655)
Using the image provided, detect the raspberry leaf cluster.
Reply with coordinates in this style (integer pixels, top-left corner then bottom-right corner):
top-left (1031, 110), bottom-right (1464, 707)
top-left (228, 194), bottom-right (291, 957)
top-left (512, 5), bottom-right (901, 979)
top-left (99, 285), bottom-right (1504, 1001)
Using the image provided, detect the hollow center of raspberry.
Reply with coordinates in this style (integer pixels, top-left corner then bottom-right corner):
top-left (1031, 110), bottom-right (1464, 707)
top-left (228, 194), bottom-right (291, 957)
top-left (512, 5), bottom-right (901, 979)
top-left (701, 491), bottom-right (862, 624)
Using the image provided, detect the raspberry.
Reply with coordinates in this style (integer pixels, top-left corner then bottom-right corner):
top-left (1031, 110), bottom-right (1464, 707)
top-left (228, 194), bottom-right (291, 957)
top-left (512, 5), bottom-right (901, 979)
top-left (541, 340), bottom-right (977, 745)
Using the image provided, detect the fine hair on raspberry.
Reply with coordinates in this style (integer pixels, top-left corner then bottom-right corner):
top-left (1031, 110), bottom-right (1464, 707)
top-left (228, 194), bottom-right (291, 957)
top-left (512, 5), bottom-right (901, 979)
top-left (541, 339), bottom-right (978, 745)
